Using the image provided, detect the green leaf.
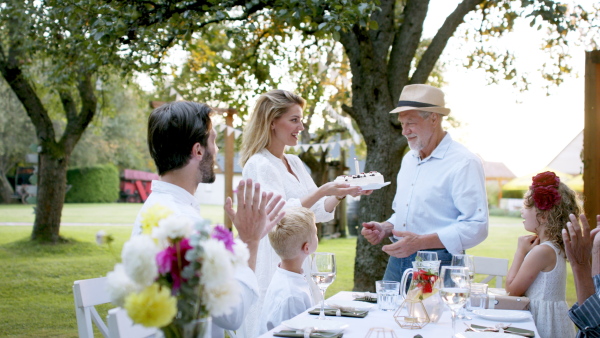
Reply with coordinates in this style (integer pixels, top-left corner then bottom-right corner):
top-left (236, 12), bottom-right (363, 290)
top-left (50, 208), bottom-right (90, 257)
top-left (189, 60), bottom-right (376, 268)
top-left (369, 20), bottom-right (379, 30)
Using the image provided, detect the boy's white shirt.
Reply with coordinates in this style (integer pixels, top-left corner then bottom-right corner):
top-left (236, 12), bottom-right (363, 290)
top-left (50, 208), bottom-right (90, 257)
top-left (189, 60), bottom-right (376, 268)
top-left (259, 266), bottom-right (315, 335)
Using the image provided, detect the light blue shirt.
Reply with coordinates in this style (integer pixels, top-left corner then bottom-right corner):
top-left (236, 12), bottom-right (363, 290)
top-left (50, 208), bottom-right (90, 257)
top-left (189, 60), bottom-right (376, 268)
top-left (386, 132), bottom-right (488, 254)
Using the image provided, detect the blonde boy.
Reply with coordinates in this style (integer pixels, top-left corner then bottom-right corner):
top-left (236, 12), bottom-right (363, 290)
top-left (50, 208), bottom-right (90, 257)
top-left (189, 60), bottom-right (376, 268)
top-left (258, 207), bottom-right (319, 334)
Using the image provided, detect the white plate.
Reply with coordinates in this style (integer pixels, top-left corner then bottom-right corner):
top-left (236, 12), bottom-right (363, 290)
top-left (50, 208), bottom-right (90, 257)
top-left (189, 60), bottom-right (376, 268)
top-left (358, 182), bottom-right (391, 190)
top-left (455, 333), bottom-right (517, 338)
top-left (282, 317), bottom-right (349, 332)
top-left (472, 309), bottom-right (530, 322)
top-left (326, 300), bottom-right (375, 311)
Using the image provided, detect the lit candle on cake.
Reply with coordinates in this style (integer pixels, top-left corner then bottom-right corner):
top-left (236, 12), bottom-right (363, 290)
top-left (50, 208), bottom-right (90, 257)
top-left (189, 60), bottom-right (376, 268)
top-left (354, 158), bottom-right (360, 175)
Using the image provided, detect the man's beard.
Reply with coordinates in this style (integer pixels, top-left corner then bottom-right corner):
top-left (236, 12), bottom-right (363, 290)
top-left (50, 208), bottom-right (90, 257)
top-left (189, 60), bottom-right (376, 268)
top-left (406, 134), bottom-right (424, 151)
top-left (198, 150), bottom-right (216, 184)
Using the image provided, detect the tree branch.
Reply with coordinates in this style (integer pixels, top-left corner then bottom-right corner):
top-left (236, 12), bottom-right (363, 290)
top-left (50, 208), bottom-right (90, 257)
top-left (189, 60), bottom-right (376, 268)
top-left (60, 73), bottom-right (97, 153)
top-left (341, 103), bottom-right (355, 117)
top-left (0, 45), bottom-right (55, 147)
top-left (411, 0), bottom-right (485, 84)
top-left (387, 0), bottom-right (429, 100)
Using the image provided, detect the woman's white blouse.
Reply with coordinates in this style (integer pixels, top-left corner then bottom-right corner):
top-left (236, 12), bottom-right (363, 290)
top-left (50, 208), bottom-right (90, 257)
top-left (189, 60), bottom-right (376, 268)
top-left (242, 148), bottom-right (334, 222)
top-left (239, 148), bottom-right (333, 337)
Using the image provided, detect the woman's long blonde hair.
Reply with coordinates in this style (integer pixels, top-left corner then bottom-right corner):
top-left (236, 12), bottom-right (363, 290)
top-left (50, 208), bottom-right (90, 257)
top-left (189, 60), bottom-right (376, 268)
top-left (240, 89), bottom-right (305, 166)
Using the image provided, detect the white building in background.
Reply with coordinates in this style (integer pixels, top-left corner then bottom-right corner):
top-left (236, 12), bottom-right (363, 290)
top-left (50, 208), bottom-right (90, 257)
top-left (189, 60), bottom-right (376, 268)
top-left (547, 131), bottom-right (583, 175)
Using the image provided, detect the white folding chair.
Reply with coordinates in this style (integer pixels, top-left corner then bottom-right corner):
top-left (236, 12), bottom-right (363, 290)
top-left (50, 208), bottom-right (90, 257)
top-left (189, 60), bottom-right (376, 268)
top-left (107, 307), bottom-right (157, 338)
top-left (74, 277), bottom-right (157, 338)
top-left (73, 277), bottom-right (111, 338)
top-left (473, 256), bottom-right (509, 288)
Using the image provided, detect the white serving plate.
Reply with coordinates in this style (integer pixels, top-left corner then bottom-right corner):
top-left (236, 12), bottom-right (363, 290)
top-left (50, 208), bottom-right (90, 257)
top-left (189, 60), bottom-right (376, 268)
top-left (472, 309), bottom-right (530, 322)
top-left (358, 182), bottom-right (391, 190)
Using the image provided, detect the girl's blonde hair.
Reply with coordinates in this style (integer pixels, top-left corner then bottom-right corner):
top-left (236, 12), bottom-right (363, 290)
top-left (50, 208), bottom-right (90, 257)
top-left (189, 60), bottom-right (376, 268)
top-left (524, 182), bottom-right (581, 256)
top-left (269, 207), bottom-right (316, 260)
top-left (240, 89), bottom-right (305, 166)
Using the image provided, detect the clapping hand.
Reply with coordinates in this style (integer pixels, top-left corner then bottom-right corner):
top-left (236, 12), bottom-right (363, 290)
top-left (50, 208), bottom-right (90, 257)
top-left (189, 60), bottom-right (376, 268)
top-left (563, 214), bottom-right (600, 274)
top-left (516, 234), bottom-right (540, 255)
top-left (225, 178), bottom-right (285, 250)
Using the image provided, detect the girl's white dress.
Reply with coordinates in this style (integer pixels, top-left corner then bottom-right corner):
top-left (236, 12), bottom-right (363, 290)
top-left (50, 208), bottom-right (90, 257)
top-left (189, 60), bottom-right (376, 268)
top-left (524, 241), bottom-right (576, 338)
top-left (239, 149), bottom-right (335, 337)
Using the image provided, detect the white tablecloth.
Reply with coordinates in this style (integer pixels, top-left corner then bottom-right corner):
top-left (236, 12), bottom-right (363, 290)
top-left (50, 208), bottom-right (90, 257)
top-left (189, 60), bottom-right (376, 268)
top-left (259, 291), bottom-right (540, 337)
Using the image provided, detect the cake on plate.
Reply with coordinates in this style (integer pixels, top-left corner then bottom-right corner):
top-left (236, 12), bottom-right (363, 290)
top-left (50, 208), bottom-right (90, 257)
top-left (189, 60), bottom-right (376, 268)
top-left (334, 171), bottom-right (384, 186)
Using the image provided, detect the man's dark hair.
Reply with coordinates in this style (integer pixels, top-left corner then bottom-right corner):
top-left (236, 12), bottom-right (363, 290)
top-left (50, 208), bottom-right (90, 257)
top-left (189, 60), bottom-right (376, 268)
top-left (148, 101), bottom-right (213, 175)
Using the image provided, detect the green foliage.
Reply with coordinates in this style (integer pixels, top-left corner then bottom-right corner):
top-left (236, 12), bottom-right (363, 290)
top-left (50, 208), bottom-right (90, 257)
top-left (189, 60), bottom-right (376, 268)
top-left (69, 74), bottom-right (155, 171)
top-left (65, 164), bottom-right (120, 203)
top-left (502, 189), bottom-right (527, 199)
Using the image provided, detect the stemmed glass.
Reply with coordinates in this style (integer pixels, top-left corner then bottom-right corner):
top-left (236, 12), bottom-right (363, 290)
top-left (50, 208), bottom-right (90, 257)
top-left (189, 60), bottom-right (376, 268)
top-left (440, 266), bottom-right (471, 336)
top-left (452, 254), bottom-right (475, 319)
top-left (451, 254), bottom-right (475, 280)
top-left (310, 252), bottom-right (336, 320)
top-left (416, 251), bottom-right (438, 262)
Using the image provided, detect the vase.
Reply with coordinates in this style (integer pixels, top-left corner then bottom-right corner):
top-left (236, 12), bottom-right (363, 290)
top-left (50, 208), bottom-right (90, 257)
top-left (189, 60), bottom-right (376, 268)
top-left (162, 317), bottom-right (212, 338)
top-left (183, 317), bottom-right (211, 338)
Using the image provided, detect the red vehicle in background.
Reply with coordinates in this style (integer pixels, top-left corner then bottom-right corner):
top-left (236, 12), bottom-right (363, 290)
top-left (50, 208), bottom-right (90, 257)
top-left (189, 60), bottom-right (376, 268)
top-left (119, 169), bottom-right (159, 203)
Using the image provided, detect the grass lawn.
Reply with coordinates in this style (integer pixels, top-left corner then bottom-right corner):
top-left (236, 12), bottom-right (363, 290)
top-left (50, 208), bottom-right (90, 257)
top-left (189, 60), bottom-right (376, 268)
top-left (0, 204), bottom-right (576, 337)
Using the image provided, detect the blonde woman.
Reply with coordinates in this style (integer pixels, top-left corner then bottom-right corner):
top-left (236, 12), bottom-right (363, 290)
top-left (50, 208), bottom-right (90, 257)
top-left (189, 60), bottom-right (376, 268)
top-left (239, 89), bottom-right (369, 337)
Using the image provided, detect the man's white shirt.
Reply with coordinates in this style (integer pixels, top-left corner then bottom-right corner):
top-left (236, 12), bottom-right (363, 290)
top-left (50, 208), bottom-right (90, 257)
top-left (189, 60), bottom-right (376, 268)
top-left (131, 180), bottom-right (259, 338)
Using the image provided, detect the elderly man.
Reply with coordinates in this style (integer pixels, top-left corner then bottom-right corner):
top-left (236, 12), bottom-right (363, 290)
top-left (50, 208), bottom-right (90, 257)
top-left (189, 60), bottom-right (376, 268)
top-left (361, 84), bottom-right (489, 281)
top-left (131, 101), bottom-right (285, 338)
top-left (563, 214), bottom-right (600, 337)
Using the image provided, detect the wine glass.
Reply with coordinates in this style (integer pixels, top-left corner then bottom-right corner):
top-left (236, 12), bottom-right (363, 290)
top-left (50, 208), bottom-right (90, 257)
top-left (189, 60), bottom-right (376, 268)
top-left (416, 251), bottom-right (438, 262)
top-left (451, 254), bottom-right (475, 280)
top-left (452, 254), bottom-right (475, 318)
top-left (440, 266), bottom-right (471, 336)
top-left (310, 252), bottom-right (336, 320)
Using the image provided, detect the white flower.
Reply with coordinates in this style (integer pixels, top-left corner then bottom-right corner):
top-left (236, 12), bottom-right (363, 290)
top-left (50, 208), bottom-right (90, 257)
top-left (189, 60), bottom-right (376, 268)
top-left (106, 264), bottom-right (142, 307)
top-left (121, 235), bottom-right (159, 286)
top-left (200, 239), bottom-right (234, 289)
top-left (231, 239), bottom-right (249, 268)
top-left (152, 214), bottom-right (194, 247)
top-left (202, 279), bottom-right (240, 317)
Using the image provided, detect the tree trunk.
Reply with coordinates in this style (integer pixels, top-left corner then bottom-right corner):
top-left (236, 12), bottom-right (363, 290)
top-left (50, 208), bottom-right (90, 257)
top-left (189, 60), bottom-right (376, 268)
top-left (353, 117), bottom-right (408, 291)
top-left (0, 169), bottom-right (14, 203)
top-left (31, 152), bottom-right (68, 242)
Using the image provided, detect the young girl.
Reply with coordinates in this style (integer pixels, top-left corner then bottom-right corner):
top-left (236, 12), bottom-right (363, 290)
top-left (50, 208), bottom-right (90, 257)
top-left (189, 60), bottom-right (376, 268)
top-left (506, 171), bottom-right (580, 338)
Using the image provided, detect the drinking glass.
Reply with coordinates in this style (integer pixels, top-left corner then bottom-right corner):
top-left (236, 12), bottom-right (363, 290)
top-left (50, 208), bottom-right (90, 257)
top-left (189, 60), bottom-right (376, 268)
top-left (310, 252), bottom-right (336, 320)
top-left (440, 266), bottom-right (471, 336)
top-left (451, 254), bottom-right (475, 280)
top-left (451, 254), bottom-right (475, 318)
top-left (416, 251), bottom-right (438, 262)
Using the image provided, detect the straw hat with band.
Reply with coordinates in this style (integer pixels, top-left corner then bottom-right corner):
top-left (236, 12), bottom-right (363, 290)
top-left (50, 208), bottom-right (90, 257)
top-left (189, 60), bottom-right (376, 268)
top-left (389, 84), bottom-right (451, 116)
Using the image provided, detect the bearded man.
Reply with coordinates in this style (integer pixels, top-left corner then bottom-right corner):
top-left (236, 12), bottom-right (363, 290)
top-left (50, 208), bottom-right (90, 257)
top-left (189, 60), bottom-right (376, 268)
top-left (361, 84), bottom-right (489, 281)
top-left (131, 101), bottom-right (285, 338)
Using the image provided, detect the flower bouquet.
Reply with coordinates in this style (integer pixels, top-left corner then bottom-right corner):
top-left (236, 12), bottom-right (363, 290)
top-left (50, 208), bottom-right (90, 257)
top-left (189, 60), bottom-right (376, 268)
top-left (105, 204), bottom-right (249, 338)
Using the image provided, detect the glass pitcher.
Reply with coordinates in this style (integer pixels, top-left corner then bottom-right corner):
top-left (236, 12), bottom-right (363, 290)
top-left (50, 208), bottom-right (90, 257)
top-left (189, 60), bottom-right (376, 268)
top-left (399, 260), bottom-right (444, 323)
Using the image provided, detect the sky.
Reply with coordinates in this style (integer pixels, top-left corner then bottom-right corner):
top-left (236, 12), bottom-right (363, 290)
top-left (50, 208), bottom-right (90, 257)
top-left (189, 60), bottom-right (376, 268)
top-left (424, 0), bottom-right (590, 177)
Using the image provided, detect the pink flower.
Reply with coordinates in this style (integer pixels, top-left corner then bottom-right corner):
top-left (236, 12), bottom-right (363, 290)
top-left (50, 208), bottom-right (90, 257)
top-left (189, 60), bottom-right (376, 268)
top-left (156, 238), bottom-right (192, 292)
top-left (212, 225), bottom-right (235, 253)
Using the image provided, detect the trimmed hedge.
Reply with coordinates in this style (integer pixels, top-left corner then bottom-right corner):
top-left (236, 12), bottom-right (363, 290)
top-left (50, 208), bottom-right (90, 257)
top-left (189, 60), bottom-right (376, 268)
top-left (65, 164), bottom-right (120, 203)
top-left (501, 190), bottom-right (527, 199)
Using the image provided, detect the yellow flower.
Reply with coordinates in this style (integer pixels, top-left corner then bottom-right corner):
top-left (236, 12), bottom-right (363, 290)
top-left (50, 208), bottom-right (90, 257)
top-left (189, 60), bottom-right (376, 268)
top-left (141, 204), bottom-right (173, 235)
top-left (124, 283), bottom-right (177, 328)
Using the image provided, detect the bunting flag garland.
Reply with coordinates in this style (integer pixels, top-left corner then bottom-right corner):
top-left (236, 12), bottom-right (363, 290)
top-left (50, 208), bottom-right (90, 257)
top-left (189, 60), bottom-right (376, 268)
top-left (214, 123), bottom-right (357, 152)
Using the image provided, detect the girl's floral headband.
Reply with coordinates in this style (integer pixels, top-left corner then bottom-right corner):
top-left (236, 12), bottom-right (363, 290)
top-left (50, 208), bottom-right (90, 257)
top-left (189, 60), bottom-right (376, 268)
top-left (530, 171), bottom-right (561, 210)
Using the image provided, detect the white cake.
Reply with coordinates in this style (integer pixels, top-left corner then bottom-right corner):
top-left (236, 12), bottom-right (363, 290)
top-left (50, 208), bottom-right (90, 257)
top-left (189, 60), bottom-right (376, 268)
top-left (334, 171), bottom-right (384, 186)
